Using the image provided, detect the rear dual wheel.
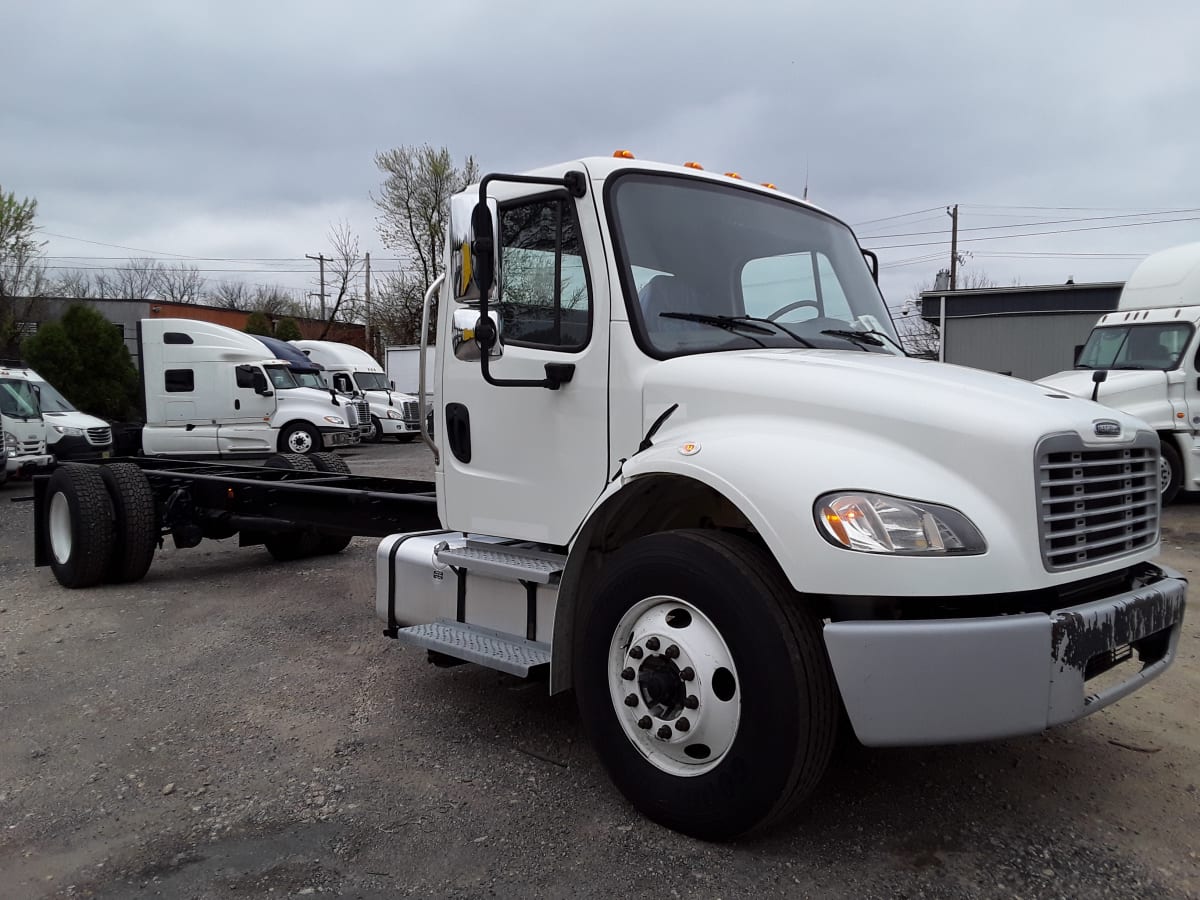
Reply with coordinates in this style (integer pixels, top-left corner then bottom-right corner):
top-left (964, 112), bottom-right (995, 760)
top-left (261, 453), bottom-right (352, 559)
top-left (575, 530), bottom-right (837, 841)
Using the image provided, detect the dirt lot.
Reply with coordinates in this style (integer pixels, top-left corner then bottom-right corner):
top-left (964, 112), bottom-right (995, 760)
top-left (1, 444), bottom-right (1198, 899)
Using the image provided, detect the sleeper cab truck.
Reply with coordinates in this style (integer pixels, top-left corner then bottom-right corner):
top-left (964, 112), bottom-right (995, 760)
top-left (138, 319), bottom-right (357, 457)
top-left (252, 334), bottom-right (373, 441)
top-left (1041, 241), bottom-right (1200, 504)
top-left (375, 156), bottom-right (1187, 840)
top-left (291, 339), bottom-right (422, 443)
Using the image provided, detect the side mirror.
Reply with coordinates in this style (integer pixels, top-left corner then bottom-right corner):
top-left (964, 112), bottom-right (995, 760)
top-left (251, 371), bottom-right (273, 396)
top-left (1073, 344), bottom-right (1084, 365)
top-left (1091, 369), bottom-right (1107, 402)
top-left (390, 380), bottom-right (395, 391)
top-left (449, 193), bottom-right (500, 303)
top-left (862, 248), bottom-right (879, 284)
top-left (452, 308), bottom-right (503, 361)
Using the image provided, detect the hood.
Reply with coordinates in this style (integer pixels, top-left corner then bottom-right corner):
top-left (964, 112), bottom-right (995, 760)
top-left (644, 350), bottom-right (1148, 461)
top-left (41, 409), bottom-right (109, 429)
top-left (1038, 368), bottom-right (1171, 429)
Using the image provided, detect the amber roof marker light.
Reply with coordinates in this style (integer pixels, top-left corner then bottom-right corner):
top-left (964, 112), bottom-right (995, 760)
top-left (613, 149), bottom-right (636, 159)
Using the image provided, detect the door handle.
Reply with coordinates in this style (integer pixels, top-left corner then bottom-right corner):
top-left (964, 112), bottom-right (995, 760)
top-left (234, 399), bottom-right (241, 410)
top-left (445, 402), bottom-right (472, 464)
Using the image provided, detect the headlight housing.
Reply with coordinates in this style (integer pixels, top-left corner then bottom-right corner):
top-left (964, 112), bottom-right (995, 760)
top-left (52, 425), bottom-right (84, 436)
top-left (815, 492), bottom-right (986, 555)
top-left (323, 416), bottom-right (346, 426)
top-left (3, 431), bottom-right (17, 458)
top-left (386, 409), bottom-right (402, 420)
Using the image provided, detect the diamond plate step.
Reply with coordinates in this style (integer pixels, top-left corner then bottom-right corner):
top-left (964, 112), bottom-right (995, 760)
top-left (394, 619), bottom-right (551, 677)
top-left (435, 541), bottom-right (565, 585)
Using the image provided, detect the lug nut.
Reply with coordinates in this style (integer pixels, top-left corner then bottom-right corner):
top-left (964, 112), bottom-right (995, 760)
top-left (624, 693), bottom-right (639, 707)
top-left (680, 666), bottom-right (695, 682)
top-left (638, 716), bottom-right (652, 730)
top-left (664, 644), bottom-right (680, 659)
top-left (676, 717), bottom-right (691, 732)
top-left (621, 667), bottom-right (635, 681)
top-left (629, 645), bottom-right (644, 659)
top-left (645, 637), bottom-right (660, 651)
top-left (684, 695), bottom-right (699, 709)
top-left (657, 725), bottom-right (672, 740)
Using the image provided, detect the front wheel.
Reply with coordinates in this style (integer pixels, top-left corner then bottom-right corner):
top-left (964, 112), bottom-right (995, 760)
top-left (575, 530), bottom-right (837, 840)
top-left (368, 416), bottom-right (385, 444)
top-left (1160, 440), bottom-right (1183, 505)
top-left (279, 422), bottom-right (320, 455)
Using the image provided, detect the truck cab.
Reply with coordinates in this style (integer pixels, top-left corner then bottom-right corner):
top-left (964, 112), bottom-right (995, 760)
top-left (253, 334), bottom-right (373, 441)
top-left (1040, 241), bottom-right (1200, 502)
top-left (376, 156), bottom-right (1186, 839)
top-left (0, 364), bottom-right (53, 486)
top-left (291, 340), bottom-right (422, 442)
top-left (139, 319), bottom-right (357, 457)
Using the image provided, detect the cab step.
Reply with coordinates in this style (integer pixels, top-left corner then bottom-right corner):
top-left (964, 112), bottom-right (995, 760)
top-left (435, 540), bottom-right (565, 584)
top-left (393, 618), bottom-right (551, 677)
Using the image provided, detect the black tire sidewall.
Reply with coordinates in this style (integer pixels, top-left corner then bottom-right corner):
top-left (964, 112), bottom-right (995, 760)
top-left (98, 464), bottom-right (157, 584)
top-left (576, 531), bottom-right (820, 839)
top-left (1161, 440), bottom-right (1182, 504)
top-left (45, 465), bottom-right (115, 588)
top-left (369, 415), bottom-right (384, 443)
top-left (280, 423), bottom-right (319, 454)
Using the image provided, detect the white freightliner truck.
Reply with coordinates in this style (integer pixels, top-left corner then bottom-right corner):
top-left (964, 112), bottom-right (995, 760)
top-left (291, 340), bottom-right (422, 443)
top-left (138, 319), bottom-right (358, 456)
top-left (33, 157), bottom-right (1187, 840)
top-left (1040, 242), bottom-right (1200, 504)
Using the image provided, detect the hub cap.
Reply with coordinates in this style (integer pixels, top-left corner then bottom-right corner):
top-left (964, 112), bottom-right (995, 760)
top-left (288, 430), bottom-right (314, 453)
top-left (607, 596), bottom-right (741, 777)
top-left (49, 492), bottom-right (73, 565)
top-left (1161, 456), bottom-right (1172, 494)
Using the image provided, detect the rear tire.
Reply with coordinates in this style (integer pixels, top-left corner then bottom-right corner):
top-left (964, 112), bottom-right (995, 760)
top-left (1160, 440), bottom-right (1182, 505)
top-left (309, 452), bottom-right (350, 475)
top-left (575, 530), bottom-right (837, 840)
top-left (261, 454), bottom-right (321, 560)
top-left (396, 433), bottom-right (417, 444)
top-left (279, 422), bottom-right (320, 455)
top-left (98, 463), bottom-right (158, 583)
top-left (45, 464), bottom-right (116, 589)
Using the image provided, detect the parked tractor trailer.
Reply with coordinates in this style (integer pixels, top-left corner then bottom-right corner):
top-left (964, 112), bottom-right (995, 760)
top-left (33, 155), bottom-right (1186, 839)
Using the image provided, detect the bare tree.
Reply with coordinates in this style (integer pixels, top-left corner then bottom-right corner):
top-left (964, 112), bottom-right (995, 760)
top-left (251, 284), bottom-right (301, 318)
top-left (373, 145), bottom-right (478, 342)
top-left (0, 188), bottom-right (50, 354)
top-left (317, 221), bottom-right (365, 339)
top-left (156, 264), bottom-right (206, 303)
top-left (371, 270), bottom-right (426, 345)
top-left (899, 265), bottom-right (1001, 358)
top-left (54, 269), bottom-right (97, 298)
top-left (209, 279), bottom-right (252, 310)
top-left (112, 257), bottom-right (164, 299)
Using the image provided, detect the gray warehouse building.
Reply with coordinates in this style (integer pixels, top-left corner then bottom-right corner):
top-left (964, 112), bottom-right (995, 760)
top-left (918, 282), bottom-right (1124, 381)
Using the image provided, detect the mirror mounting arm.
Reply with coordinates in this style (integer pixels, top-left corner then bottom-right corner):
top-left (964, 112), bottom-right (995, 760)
top-left (473, 169), bottom-right (588, 389)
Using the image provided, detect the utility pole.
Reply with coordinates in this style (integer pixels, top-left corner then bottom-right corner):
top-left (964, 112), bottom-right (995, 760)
top-left (947, 204), bottom-right (959, 290)
top-left (305, 253), bottom-right (327, 319)
top-left (364, 252), bottom-right (372, 357)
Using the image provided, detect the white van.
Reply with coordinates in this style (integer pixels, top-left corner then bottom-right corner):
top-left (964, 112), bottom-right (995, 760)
top-left (291, 340), bottom-right (422, 442)
top-left (1040, 241), bottom-right (1200, 502)
top-left (139, 319), bottom-right (358, 456)
top-left (0, 363), bottom-right (53, 486)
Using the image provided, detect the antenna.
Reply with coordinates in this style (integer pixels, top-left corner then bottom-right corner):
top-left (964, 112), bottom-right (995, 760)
top-left (803, 157), bottom-right (809, 201)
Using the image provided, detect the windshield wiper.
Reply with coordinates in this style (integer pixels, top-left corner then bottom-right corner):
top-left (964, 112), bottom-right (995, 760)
top-left (851, 328), bottom-right (908, 355)
top-left (820, 328), bottom-right (883, 349)
top-left (659, 312), bottom-right (818, 348)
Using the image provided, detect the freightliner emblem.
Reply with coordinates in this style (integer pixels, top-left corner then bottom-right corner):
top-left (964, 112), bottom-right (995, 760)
top-left (1093, 420), bottom-right (1121, 437)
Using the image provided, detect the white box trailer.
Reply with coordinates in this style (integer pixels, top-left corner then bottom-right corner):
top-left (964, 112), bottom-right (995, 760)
top-left (385, 345), bottom-right (436, 397)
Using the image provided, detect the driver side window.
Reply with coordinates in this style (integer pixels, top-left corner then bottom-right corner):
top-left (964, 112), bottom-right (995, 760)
top-left (741, 252), bottom-right (851, 322)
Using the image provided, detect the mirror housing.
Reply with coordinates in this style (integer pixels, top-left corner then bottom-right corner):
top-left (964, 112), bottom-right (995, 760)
top-left (453, 308), bottom-right (503, 361)
top-left (450, 193), bottom-right (501, 304)
top-left (862, 248), bottom-right (879, 284)
top-left (251, 371), bottom-right (273, 396)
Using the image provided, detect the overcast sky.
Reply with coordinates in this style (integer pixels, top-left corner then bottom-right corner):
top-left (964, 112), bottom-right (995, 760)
top-left (4, 0), bottom-right (1199, 313)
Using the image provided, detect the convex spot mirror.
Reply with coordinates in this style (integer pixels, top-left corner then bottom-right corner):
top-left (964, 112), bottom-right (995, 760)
top-left (450, 193), bottom-right (500, 303)
top-left (453, 308), bottom-right (503, 361)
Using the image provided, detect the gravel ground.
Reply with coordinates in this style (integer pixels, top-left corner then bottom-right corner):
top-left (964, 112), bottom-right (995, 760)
top-left (1, 443), bottom-right (1198, 899)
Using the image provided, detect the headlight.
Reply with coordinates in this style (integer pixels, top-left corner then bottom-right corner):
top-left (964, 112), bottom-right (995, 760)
top-left (3, 432), bottom-right (16, 457)
top-left (52, 425), bottom-right (84, 436)
top-left (323, 416), bottom-right (346, 426)
top-left (815, 492), bottom-right (986, 555)
top-left (386, 409), bottom-right (402, 420)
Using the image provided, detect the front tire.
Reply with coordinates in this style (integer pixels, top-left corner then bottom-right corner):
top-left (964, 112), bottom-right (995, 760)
top-left (369, 415), bottom-right (385, 444)
top-left (575, 530), bottom-right (837, 840)
top-left (279, 422), bottom-right (320, 455)
top-left (1161, 440), bottom-right (1182, 505)
top-left (45, 464), bottom-right (116, 588)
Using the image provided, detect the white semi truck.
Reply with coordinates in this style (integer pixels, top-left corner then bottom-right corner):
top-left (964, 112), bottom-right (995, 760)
top-left (1041, 242), bottom-right (1200, 504)
top-left (292, 340), bottom-right (422, 443)
top-left (35, 156), bottom-right (1187, 840)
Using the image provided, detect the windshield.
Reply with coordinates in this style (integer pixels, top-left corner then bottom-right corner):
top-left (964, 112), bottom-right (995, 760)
top-left (295, 371), bottom-right (325, 389)
top-left (0, 378), bottom-right (42, 419)
top-left (354, 371), bottom-right (390, 392)
top-left (31, 379), bottom-right (76, 412)
top-left (1076, 322), bottom-right (1193, 371)
top-left (609, 174), bottom-right (901, 358)
top-left (265, 365), bottom-right (300, 390)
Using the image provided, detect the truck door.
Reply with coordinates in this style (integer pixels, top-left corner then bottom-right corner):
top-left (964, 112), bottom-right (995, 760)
top-left (216, 364), bottom-right (278, 455)
top-left (439, 178), bottom-right (610, 544)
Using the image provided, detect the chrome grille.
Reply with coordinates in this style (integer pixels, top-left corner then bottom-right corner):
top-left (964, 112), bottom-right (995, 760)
top-left (354, 400), bottom-right (371, 430)
top-left (86, 426), bottom-right (112, 446)
top-left (1036, 433), bottom-right (1159, 571)
top-left (401, 400), bottom-right (419, 424)
top-left (343, 403), bottom-right (359, 428)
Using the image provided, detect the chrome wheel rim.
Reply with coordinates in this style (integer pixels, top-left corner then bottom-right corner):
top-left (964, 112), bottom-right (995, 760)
top-left (288, 430), bottom-right (314, 453)
top-left (49, 492), bottom-right (73, 565)
top-left (1161, 456), bottom-right (1172, 494)
top-left (607, 596), bottom-right (741, 777)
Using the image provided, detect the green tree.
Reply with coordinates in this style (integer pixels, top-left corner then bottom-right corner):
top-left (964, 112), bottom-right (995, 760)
top-left (274, 317), bottom-right (302, 341)
top-left (0, 187), bottom-right (49, 354)
top-left (244, 311), bottom-right (272, 336)
top-left (22, 304), bottom-right (138, 419)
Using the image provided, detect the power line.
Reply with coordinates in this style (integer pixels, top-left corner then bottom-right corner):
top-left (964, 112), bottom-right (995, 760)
top-left (865, 215), bottom-right (1200, 250)
top-left (861, 208), bottom-right (1200, 241)
top-left (851, 206), bottom-right (943, 227)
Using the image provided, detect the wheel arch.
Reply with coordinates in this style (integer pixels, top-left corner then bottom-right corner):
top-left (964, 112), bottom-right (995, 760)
top-left (551, 472), bottom-right (762, 695)
top-left (278, 419), bottom-right (320, 452)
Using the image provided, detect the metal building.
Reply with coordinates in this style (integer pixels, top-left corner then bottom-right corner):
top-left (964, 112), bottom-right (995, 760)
top-left (918, 282), bottom-right (1123, 381)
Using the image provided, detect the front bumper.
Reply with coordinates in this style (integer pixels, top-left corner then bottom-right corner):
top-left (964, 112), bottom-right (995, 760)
top-left (48, 434), bottom-right (113, 461)
top-left (5, 453), bottom-right (55, 478)
top-left (318, 427), bottom-right (357, 449)
top-left (824, 564), bottom-right (1187, 746)
top-left (377, 417), bottom-right (419, 436)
